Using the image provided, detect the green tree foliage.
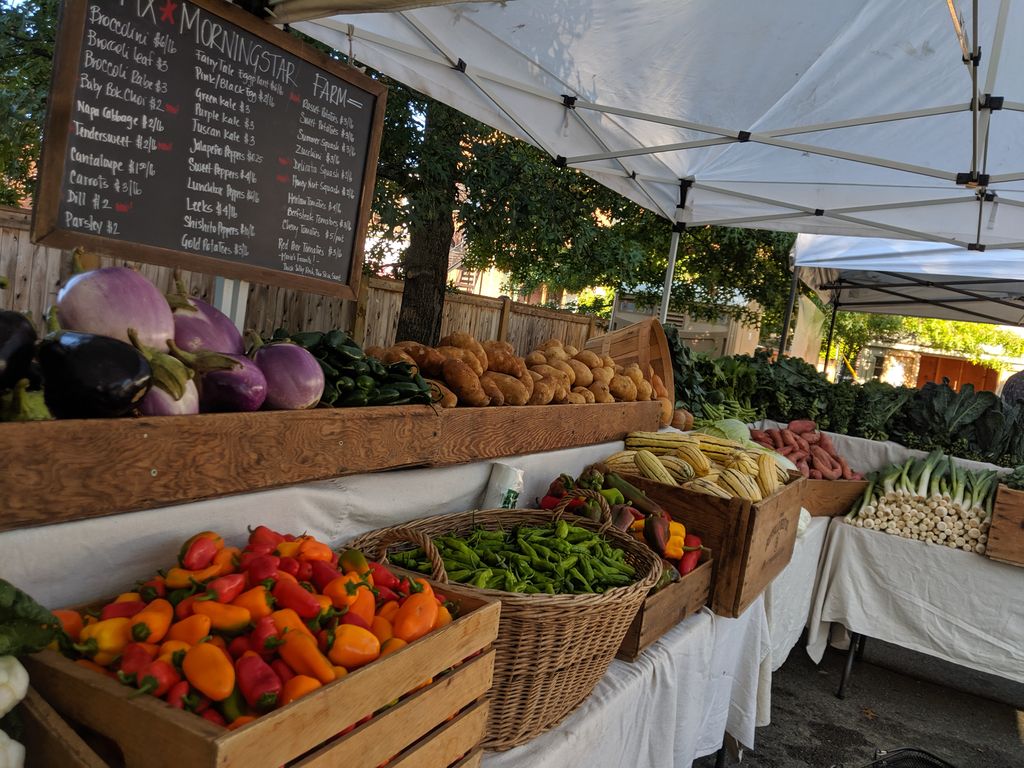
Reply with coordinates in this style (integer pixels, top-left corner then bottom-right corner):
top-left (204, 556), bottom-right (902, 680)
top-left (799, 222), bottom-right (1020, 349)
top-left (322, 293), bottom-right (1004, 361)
top-left (0, 0), bottom-right (57, 206)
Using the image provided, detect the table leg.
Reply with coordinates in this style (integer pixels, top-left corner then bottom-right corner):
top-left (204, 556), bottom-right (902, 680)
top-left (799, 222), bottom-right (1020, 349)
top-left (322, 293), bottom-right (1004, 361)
top-left (836, 631), bottom-right (861, 699)
top-left (855, 634), bottom-right (867, 660)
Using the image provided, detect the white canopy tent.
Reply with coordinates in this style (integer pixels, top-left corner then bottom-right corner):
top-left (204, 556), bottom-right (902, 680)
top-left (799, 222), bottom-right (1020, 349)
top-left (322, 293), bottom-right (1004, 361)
top-left (274, 0), bottom-right (1024, 322)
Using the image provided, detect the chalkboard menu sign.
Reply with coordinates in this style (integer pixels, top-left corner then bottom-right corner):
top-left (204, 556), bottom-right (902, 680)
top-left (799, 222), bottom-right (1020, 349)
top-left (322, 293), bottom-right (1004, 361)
top-left (33, 0), bottom-right (386, 299)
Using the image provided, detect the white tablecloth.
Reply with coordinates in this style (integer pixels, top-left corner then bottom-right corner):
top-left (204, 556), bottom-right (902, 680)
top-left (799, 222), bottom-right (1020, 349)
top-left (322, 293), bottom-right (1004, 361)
top-left (484, 599), bottom-right (772, 768)
top-left (764, 516), bottom-right (830, 671)
top-left (807, 519), bottom-right (1024, 684)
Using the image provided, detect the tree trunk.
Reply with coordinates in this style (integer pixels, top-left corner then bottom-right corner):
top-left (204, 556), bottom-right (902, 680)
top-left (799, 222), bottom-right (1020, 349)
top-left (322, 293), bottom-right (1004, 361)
top-left (396, 101), bottom-right (463, 346)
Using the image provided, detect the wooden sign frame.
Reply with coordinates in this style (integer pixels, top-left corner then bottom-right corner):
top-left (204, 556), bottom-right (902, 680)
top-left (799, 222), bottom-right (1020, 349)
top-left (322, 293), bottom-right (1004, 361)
top-left (32, 0), bottom-right (386, 300)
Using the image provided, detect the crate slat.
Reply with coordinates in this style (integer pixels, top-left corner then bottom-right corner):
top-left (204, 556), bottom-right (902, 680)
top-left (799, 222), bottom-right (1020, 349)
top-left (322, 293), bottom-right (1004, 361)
top-left (21, 687), bottom-right (107, 768)
top-left (987, 485), bottom-right (1024, 567)
top-left (802, 479), bottom-right (868, 517)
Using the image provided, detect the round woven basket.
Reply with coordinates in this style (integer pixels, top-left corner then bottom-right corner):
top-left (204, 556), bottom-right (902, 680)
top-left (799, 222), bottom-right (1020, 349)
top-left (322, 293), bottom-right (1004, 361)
top-left (348, 492), bottom-right (662, 750)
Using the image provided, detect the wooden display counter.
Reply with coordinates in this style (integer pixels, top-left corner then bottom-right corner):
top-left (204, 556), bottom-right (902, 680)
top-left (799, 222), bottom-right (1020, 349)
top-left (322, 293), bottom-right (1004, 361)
top-left (0, 400), bottom-right (660, 531)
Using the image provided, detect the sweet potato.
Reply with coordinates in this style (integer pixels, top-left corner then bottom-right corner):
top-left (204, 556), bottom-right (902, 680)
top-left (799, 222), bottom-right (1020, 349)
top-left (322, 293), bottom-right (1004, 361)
top-left (539, 338), bottom-right (564, 351)
top-left (573, 350), bottom-right (603, 369)
top-left (672, 409), bottom-right (694, 431)
top-left (636, 379), bottom-right (653, 401)
top-left (482, 340), bottom-right (527, 378)
top-left (564, 345), bottom-right (579, 357)
top-left (795, 435), bottom-right (810, 452)
top-left (566, 392), bottom-right (587, 405)
top-left (426, 378), bottom-right (458, 408)
top-left (572, 385), bottom-right (596, 404)
top-left (525, 350), bottom-right (547, 367)
top-left (364, 345), bottom-right (386, 359)
top-left (479, 375), bottom-right (505, 406)
top-left (608, 374), bottom-right (638, 402)
top-left (818, 433), bottom-right (835, 454)
top-left (546, 359), bottom-right (577, 384)
top-left (528, 376), bottom-right (557, 406)
top-left (796, 458), bottom-right (810, 477)
top-left (601, 355), bottom-right (616, 369)
top-left (401, 344), bottom-right (447, 377)
top-left (749, 429), bottom-right (769, 443)
top-left (837, 455), bottom-right (853, 480)
top-left (530, 363), bottom-right (570, 384)
top-left (651, 372), bottom-right (669, 400)
top-left (781, 430), bottom-right (798, 448)
top-left (442, 359), bottom-right (490, 407)
top-left (566, 359), bottom-right (593, 388)
top-left (528, 369), bottom-right (543, 382)
top-left (778, 445), bottom-right (796, 457)
top-left (440, 332), bottom-right (488, 372)
top-left (481, 371), bottom-right (530, 406)
top-left (769, 429), bottom-right (785, 449)
top-left (518, 369), bottom-right (535, 398)
top-left (589, 381), bottom-right (615, 404)
top-left (437, 346), bottom-right (485, 376)
top-left (591, 366), bottom-right (614, 385)
top-left (788, 419), bottom-right (818, 435)
top-left (623, 364), bottom-right (645, 388)
top-left (381, 346), bottom-right (418, 369)
top-left (544, 347), bottom-right (571, 362)
top-left (657, 397), bottom-right (673, 427)
top-left (803, 432), bottom-right (821, 445)
top-left (809, 469), bottom-right (823, 479)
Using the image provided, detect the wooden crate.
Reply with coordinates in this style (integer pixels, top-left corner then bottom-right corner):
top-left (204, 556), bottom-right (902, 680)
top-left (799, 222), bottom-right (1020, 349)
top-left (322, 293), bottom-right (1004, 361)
top-left (624, 474), bottom-right (805, 617)
top-left (802, 479), bottom-right (869, 517)
top-left (617, 551), bottom-right (713, 661)
top-left (21, 686), bottom-right (107, 768)
top-left (584, 318), bottom-right (675, 401)
top-left (23, 591), bottom-right (500, 768)
top-left (0, 400), bottom-right (659, 532)
top-left (986, 485), bottom-right (1024, 567)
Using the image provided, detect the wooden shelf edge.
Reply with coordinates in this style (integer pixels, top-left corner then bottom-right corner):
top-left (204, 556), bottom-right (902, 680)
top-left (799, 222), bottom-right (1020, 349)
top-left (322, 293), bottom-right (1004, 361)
top-left (1, 401), bottom-right (659, 532)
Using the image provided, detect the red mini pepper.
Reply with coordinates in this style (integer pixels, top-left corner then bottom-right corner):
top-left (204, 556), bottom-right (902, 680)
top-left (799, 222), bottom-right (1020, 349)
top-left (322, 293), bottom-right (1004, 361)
top-left (539, 494), bottom-right (562, 510)
top-left (295, 560), bottom-right (314, 583)
top-left (100, 600), bottom-right (147, 621)
top-left (248, 525), bottom-right (286, 550)
top-left (367, 561), bottom-right (399, 590)
top-left (309, 561), bottom-right (341, 592)
top-left (243, 554), bottom-right (280, 583)
top-left (374, 585), bottom-right (399, 603)
top-left (271, 658), bottom-right (294, 684)
top-left (138, 577), bottom-right (167, 603)
top-left (117, 642), bottom-right (158, 684)
top-left (201, 708), bottom-right (227, 727)
top-left (679, 534), bottom-right (704, 576)
top-left (180, 537), bottom-right (219, 571)
top-left (235, 654), bottom-right (282, 712)
top-left (228, 636), bottom-right (252, 658)
top-left (166, 679), bottom-right (192, 709)
top-left (134, 659), bottom-right (181, 698)
top-left (272, 579), bottom-right (321, 620)
top-left (277, 557), bottom-right (300, 578)
top-left (197, 574), bottom-right (247, 604)
top-left (249, 616), bottom-right (284, 656)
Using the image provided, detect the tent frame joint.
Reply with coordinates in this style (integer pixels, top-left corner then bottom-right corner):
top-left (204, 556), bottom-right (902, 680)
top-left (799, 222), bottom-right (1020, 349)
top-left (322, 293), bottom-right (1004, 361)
top-left (561, 94), bottom-right (577, 109)
top-left (736, 130), bottom-right (751, 142)
top-left (956, 172), bottom-right (990, 187)
top-left (453, 58), bottom-right (467, 72)
top-left (978, 93), bottom-right (1004, 111)
top-left (671, 221), bottom-right (686, 233)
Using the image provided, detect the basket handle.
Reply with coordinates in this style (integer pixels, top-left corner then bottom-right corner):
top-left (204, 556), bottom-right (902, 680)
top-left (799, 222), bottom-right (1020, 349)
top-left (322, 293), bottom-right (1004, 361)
top-left (553, 488), bottom-right (613, 534)
top-left (368, 526), bottom-right (449, 584)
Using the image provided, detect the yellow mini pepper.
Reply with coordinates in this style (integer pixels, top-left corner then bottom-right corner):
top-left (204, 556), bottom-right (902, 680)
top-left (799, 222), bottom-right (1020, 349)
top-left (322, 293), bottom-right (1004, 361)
top-left (664, 535), bottom-right (686, 560)
top-left (74, 617), bottom-right (132, 666)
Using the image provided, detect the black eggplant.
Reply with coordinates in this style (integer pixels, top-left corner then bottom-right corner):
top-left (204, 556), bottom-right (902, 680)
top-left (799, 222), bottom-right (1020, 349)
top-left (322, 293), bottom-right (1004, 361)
top-left (0, 310), bottom-right (37, 389)
top-left (38, 331), bottom-right (152, 418)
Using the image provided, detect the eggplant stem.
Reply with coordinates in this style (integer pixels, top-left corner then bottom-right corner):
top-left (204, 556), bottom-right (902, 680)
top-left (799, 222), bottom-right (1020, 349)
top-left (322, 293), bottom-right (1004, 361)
top-left (45, 305), bottom-right (61, 333)
top-left (245, 329), bottom-right (264, 353)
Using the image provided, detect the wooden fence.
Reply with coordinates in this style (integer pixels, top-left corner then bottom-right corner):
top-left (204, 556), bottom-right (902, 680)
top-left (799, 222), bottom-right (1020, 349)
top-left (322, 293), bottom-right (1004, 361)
top-left (0, 206), bottom-right (603, 354)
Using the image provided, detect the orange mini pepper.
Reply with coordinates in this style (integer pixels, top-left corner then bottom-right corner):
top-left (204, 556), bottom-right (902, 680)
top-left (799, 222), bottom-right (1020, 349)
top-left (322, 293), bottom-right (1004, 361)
top-left (75, 658), bottom-right (115, 677)
top-left (210, 547), bottom-right (241, 577)
top-left (432, 604), bottom-right (453, 631)
top-left (347, 587), bottom-right (376, 628)
top-left (278, 631), bottom-right (335, 685)
top-left (322, 573), bottom-right (366, 610)
top-left (130, 598), bottom-right (174, 643)
top-left (52, 609), bottom-right (84, 642)
top-left (227, 715), bottom-right (256, 731)
top-left (327, 625), bottom-right (379, 670)
top-left (393, 593), bottom-right (438, 644)
top-left (332, 666), bottom-right (348, 680)
top-left (270, 609), bottom-right (314, 639)
top-left (166, 614), bottom-right (212, 645)
top-left (279, 675), bottom-right (321, 706)
top-left (157, 639), bottom-right (191, 667)
top-left (275, 540), bottom-right (302, 558)
top-left (182, 642), bottom-right (235, 701)
top-left (370, 616), bottom-right (393, 644)
top-left (114, 592), bottom-right (142, 603)
top-left (378, 600), bottom-right (400, 622)
top-left (192, 602), bottom-right (251, 635)
top-left (379, 638), bottom-right (406, 657)
top-left (312, 594), bottom-right (333, 614)
top-left (231, 587), bottom-right (273, 621)
top-left (165, 564), bottom-right (222, 590)
top-left (297, 539), bottom-right (333, 562)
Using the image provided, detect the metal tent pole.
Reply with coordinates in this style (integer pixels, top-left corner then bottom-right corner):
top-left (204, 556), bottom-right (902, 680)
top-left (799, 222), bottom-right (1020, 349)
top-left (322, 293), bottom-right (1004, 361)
top-left (778, 268), bottom-right (799, 356)
top-left (824, 298), bottom-right (839, 379)
top-left (658, 229), bottom-right (681, 324)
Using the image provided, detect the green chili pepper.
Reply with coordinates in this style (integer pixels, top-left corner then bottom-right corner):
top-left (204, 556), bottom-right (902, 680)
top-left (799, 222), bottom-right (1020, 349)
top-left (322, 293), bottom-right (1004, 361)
top-left (555, 519), bottom-right (569, 539)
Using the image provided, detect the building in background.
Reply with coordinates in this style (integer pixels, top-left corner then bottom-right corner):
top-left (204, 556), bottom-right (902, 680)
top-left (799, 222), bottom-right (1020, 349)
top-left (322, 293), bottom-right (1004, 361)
top-left (846, 342), bottom-right (1024, 393)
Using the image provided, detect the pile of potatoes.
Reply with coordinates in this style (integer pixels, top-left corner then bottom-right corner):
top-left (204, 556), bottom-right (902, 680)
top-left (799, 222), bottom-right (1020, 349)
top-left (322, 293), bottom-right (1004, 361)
top-left (366, 333), bottom-right (674, 424)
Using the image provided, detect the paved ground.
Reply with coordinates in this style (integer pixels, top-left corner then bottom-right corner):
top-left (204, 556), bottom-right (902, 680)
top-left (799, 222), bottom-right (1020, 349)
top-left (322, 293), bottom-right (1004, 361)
top-left (693, 638), bottom-right (1024, 768)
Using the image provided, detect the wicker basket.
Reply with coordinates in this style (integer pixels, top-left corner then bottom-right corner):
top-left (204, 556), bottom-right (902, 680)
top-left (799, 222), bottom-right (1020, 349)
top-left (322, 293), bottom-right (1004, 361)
top-left (348, 495), bottom-right (662, 750)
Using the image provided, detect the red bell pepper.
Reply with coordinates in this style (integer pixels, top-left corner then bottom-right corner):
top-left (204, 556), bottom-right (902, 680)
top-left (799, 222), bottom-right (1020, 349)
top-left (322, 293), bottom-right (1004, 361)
top-left (197, 574), bottom-right (247, 604)
top-left (235, 654), bottom-right (282, 712)
top-left (117, 642), bottom-right (158, 685)
top-left (180, 537), bottom-right (219, 571)
top-left (101, 600), bottom-right (147, 621)
top-left (134, 659), bottom-right (181, 698)
top-left (271, 658), bottom-right (295, 684)
top-left (272, 579), bottom-right (321, 620)
top-left (309, 561), bottom-right (342, 592)
top-left (367, 561), bottom-right (399, 590)
top-left (249, 616), bottom-right (284, 656)
top-left (277, 557), bottom-right (300, 577)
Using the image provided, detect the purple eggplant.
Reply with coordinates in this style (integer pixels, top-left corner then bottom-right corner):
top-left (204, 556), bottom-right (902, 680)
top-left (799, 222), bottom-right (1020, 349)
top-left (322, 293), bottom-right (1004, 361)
top-left (38, 331), bottom-right (151, 419)
top-left (57, 267), bottom-right (173, 349)
top-left (250, 341), bottom-right (324, 410)
top-left (0, 310), bottom-right (36, 389)
top-left (198, 354), bottom-right (267, 412)
top-left (139, 378), bottom-right (200, 416)
top-left (167, 284), bottom-right (243, 354)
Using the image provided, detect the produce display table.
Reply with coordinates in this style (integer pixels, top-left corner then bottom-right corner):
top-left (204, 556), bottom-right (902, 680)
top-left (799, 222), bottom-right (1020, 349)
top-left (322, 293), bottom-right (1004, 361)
top-left (483, 600), bottom-right (770, 768)
top-left (764, 515), bottom-right (830, 671)
top-left (807, 519), bottom-right (1024, 685)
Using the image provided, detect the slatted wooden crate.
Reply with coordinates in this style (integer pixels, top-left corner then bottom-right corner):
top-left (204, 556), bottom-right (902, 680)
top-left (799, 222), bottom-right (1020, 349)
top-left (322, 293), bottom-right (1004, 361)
top-left (986, 485), bottom-right (1024, 567)
top-left (584, 318), bottom-right (675, 402)
top-left (616, 550), bottom-right (713, 661)
top-left (624, 474), bottom-right (805, 617)
top-left (802, 479), bottom-right (869, 517)
top-left (23, 589), bottom-right (500, 768)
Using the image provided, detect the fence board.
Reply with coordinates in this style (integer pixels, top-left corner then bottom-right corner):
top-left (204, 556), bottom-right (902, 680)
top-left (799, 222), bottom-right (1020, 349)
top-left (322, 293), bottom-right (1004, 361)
top-left (1, 207), bottom-right (604, 352)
